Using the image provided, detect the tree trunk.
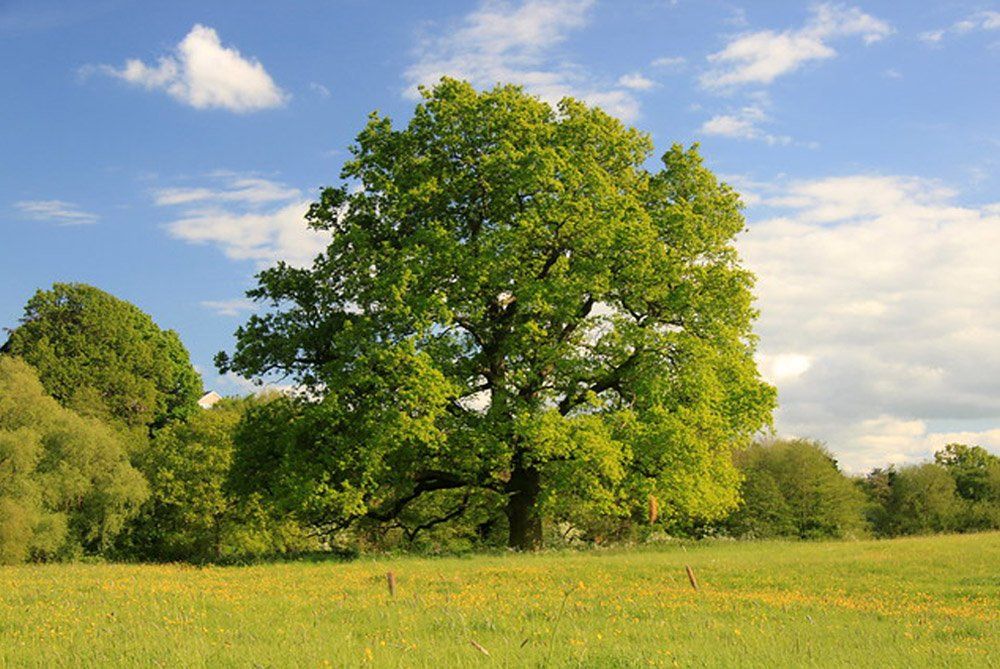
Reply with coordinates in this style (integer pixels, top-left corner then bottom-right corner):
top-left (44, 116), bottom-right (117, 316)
top-left (506, 461), bottom-right (542, 550)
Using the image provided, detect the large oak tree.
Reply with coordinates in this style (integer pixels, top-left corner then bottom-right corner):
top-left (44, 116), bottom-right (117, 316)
top-left (219, 80), bottom-right (775, 549)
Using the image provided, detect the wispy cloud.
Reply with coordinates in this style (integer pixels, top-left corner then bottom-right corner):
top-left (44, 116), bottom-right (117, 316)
top-left (309, 82), bottom-right (331, 98)
top-left (919, 10), bottom-right (1000, 44)
top-left (89, 24), bottom-right (286, 112)
top-left (157, 173), bottom-right (326, 268)
top-left (200, 298), bottom-right (257, 317)
top-left (154, 177), bottom-right (300, 207)
top-left (404, 0), bottom-right (647, 121)
top-left (699, 104), bottom-right (792, 145)
top-left (701, 4), bottom-right (892, 89)
top-left (650, 55), bottom-right (685, 68)
top-left (14, 200), bottom-right (98, 225)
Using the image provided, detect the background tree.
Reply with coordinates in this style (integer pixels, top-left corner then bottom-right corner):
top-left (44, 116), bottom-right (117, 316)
top-left (219, 79), bottom-right (775, 550)
top-left (726, 439), bottom-right (867, 539)
top-left (0, 357), bottom-right (147, 563)
top-left (129, 395), bottom-right (312, 562)
top-left (3, 283), bottom-right (202, 432)
top-left (859, 466), bottom-right (896, 535)
top-left (876, 463), bottom-right (958, 536)
top-left (934, 443), bottom-right (1000, 504)
top-left (933, 444), bottom-right (999, 531)
top-left (724, 464), bottom-right (795, 538)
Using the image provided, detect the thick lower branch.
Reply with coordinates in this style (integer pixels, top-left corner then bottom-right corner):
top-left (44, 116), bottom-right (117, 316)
top-left (558, 348), bottom-right (643, 415)
top-left (401, 490), bottom-right (472, 541)
top-left (366, 470), bottom-right (470, 522)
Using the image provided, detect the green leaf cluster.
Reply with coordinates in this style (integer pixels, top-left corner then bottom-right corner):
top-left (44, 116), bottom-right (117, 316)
top-left (0, 357), bottom-right (147, 563)
top-left (726, 439), bottom-right (867, 539)
top-left (4, 283), bottom-right (202, 431)
top-left (127, 395), bottom-right (314, 562)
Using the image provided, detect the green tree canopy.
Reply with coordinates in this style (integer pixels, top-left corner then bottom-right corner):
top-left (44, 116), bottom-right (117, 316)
top-left (130, 395), bottom-right (312, 562)
top-left (219, 79), bottom-right (775, 549)
top-left (3, 283), bottom-right (202, 431)
top-left (934, 443), bottom-right (1000, 503)
top-left (879, 463), bottom-right (959, 536)
top-left (726, 439), bottom-right (867, 539)
top-left (0, 357), bottom-right (147, 563)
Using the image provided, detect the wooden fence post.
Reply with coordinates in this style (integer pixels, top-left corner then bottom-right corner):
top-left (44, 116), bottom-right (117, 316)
top-left (685, 565), bottom-right (699, 590)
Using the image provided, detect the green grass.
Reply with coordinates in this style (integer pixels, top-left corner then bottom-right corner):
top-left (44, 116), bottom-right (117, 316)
top-left (1, 533), bottom-right (997, 667)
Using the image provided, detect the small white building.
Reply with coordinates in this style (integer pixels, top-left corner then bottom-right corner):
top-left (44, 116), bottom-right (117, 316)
top-left (198, 390), bottom-right (222, 409)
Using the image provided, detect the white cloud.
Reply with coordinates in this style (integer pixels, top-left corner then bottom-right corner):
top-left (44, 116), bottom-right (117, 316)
top-left (740, 174), bottom-right (1000, 470)
top-left (699, 105), bottom-right (792, 145)
top-left (702, 112), bottom-right (758, 138)
top-left (919, 10), bottom-right (1000, 44)
top-left (919, 30), bottom-right (945, 45)
top-left (167, 201), bottom-right (326, 267)
top-left (759, 353), bottom-right (813, 383)
top-left (157, 173), bottom-right (327, 268)
top-left (832, 417), bottom-right (1000, 472)
top-left (404, 0), bottom-right (644, 121)
top-left (14, 200), bottom-right (98, 225)
top-left (617, 73), bottom-right (656, 90)
top-left (205, 370), bottom-right (302, 398)
top-left (96, 24), bottom-right (286, 112)
top-left (200, 298), bottom-right (256, 317)
top-left (701, 4), bottom-right (892, 89)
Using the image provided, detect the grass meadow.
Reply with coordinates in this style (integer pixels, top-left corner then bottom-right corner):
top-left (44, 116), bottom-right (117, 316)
top-left (0, 533), bottom-right (996, 668)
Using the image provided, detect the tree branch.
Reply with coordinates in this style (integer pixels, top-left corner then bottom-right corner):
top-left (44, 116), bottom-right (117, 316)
top-left (557, 348), bottom-right (643, 415)
top-left (366, 470), bottom-right (470, 522)
top-left (453, 316), bottom-right (486, 349)
top-left (556, 295), bottom-right (595, 344)
top-left (401, 490), bottom-right (472, 541)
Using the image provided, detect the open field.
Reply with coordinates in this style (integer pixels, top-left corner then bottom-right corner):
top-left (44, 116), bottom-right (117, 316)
top-left (1, 534), bottom-right (997, 668)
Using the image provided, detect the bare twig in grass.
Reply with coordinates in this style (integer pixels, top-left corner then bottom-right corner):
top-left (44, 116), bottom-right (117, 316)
top-left (469, 639), bottom-right (491, 656)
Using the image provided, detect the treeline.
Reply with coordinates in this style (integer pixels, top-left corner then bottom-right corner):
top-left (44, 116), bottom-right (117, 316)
top-left (0, 284), bottom-right (312, 563)
top-left (718, 439), bottom-right (999, 540)
top-left (2, 283), bottom-right (997, 564)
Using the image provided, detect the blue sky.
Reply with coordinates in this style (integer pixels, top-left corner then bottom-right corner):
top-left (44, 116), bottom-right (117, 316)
top-left (2, 0), bottom-right (998, 470)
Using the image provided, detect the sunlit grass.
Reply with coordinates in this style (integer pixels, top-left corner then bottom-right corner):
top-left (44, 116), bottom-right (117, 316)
top-left (1, 533), bottom-right (997, 667)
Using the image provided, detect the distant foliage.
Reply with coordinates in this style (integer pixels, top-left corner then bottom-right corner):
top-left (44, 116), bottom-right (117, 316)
top-left (725, 439), bottom-right (867, 539)
top-left (862, 444), bottom-right (1000, 537)
top-left (3, 283), bottom-right (202, 431)
top-left (124, 395), bottom-right (313, 562)
top-left (0, 357), bottom-right (147, 563)
top-left (936, 444), bottom-right (994, 500)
